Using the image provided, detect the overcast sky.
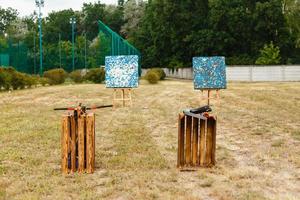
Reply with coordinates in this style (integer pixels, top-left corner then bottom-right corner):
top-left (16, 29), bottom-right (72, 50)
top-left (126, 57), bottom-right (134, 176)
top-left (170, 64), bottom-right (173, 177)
top-left (0, 0), bottom-right (118, 17)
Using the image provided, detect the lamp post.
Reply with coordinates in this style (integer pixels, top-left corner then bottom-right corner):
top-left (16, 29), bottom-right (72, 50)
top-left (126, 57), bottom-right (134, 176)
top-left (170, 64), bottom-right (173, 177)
top-left (59, 33), bottom-right (61, 68)
top-left (70, 17), bottom-right (76, 71)
top-left (35, 0), bottom-right (44, 76)
top-left (85, 33), bottom-right (87, 70)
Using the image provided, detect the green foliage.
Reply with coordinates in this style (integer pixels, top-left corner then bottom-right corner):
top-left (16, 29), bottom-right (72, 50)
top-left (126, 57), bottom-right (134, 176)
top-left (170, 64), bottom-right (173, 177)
top-left (23, 74), bottom-right (38, 88)
top-left (0, 7), bottom-right (18, 35)
top-left (38, 77), bottom-right (50, 86)
top-left (134, 0), bottom-right (295, 66)
top-left (1, 0), bottom-right (300, 71)
top-left (168, 59), bottom-right (184, 69)
top-left (85, 68), bottom-right (105, 84)
top-left (226, 55), bottom-right (255, 65)
top-left (255, 42), bottom-right (281, 65)
top-left (43, 68), bottom-right (67, 85)
top-left (145, 70), bottom-right (160, 84)
top-left (11, 72), bottom-right (27, 89)
top-left (0, 67), bottom-right (39, 90)
top-left (0, 67), bottom-right (12, 90)
top-left (69, 70), bottom-right (84, 83)
top-left (151, 68), bottom-right (166, 80)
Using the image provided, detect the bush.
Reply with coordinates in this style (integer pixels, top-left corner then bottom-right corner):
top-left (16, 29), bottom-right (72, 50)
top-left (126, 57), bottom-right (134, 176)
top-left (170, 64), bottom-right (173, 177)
top-left (255, 42), bottom-right (281, 65)
top-left (85, 68), bottom-right (105, 83)
top-left (145, 70), bottom-right (159, 84)
top-left (0, 67), bottom-right (12, 90)
top-left (24, 75), bottom-right (38, 88)
top-left (69, 70), bottom-right (84, 83)
top-left (10, 71), bottom-right (27, 90)
top-left (226, 55), bottom-right (255, 65)
top-left (38, 77), bottom-right (50, 86)
top-left (151, 68), bottom-right (166, 80)
top-left (168, 58), bottom-right (184, 69)
top-left (43, 68), bottom-right (67, 85)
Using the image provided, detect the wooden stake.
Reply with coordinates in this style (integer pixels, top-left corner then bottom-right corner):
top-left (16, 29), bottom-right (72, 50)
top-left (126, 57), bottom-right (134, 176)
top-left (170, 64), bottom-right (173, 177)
top-left (78, 114), bottom-right (86, 173)
top-left (86, 113), bottom-right (95, 173)
top-left (199, 119), bottom-right (206, 166)
top-left (211, 116), bottom-right (217, 165)
top-left (206, 117), bottom-right (214, 166)
top-left (192, 117), bottom-right (199, 166)
top-left (177, 113), bottom-right (185, 167)
top-left (185, 116), bottom-right (192, 166)
top-left (70, 116), bottom-right (76, 173)
top-left (61, 115), bottom-right (70, 174)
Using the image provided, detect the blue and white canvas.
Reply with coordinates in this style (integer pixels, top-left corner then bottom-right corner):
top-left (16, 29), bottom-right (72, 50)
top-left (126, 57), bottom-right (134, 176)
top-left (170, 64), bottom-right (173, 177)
top-left (193, 57), bottom-right (227, 89)
top-left (105, 55), bottom-right (139, 88)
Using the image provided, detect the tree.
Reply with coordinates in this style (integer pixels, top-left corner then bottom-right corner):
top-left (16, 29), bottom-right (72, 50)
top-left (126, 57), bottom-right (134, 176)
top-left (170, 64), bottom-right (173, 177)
top-left (121, 0), bottom-right (146, 39)
top-left (82, 1), bottom-right (106, 40)
top-left (255, 42), bottom-right (281, 65)
top-left (0, 7), bottom-right (18, 35)
top-left (118, 0), bottom-right (125, 7)
top-left (104, 5), bottom-right (124, 34)
top-left (43, 9), bottom-right (78, 44)
top-left (283, 0), bottom-right (300, 48)
top-left (0, 36), bottom-right (8, 52)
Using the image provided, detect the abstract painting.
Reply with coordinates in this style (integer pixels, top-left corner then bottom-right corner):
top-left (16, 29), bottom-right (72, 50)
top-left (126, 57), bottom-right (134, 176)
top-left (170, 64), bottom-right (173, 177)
top-left (105, 55), bottom-right (139, 88)
top-left (193, 56), bottom-right (227, 89)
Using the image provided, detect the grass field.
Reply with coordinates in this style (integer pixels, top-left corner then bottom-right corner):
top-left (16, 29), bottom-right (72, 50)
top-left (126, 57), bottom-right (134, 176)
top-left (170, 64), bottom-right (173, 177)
top-left (0, 80), bottom-right (299, 200)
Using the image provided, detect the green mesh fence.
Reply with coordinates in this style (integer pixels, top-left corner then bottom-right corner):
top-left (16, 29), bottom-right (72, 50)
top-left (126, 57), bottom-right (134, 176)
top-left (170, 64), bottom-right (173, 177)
top-left (0, 54), bottom-right (9, 66)
top-left (0, 41), bottom-right (32, 74)
top-left (98, 20), bottom-right (141, 74)
top-left (0, 20), bottom-right (141, 74)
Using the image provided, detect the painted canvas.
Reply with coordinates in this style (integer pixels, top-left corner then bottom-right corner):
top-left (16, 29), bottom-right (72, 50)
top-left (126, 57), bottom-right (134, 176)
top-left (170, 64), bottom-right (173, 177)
top-left (105, 55), bottom-right (139, 88)
top-left (193, 57), bottom-right (227, 89)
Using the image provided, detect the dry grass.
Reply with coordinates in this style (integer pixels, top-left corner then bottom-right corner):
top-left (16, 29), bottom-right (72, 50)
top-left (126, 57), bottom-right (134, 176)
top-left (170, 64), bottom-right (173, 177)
top-left (0, 80), bottom-right (299, 200)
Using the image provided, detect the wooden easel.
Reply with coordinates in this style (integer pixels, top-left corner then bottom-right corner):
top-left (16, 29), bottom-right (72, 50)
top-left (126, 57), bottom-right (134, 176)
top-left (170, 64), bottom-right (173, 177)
top-left (112, 88), bottom-right (133, 109)
top-left (200, 90), bottom-right (220, 106)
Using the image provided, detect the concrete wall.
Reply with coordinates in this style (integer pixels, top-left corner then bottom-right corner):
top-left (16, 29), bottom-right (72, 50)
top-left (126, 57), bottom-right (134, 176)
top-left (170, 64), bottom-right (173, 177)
top-left (142, 65), bottom-right (300, 81)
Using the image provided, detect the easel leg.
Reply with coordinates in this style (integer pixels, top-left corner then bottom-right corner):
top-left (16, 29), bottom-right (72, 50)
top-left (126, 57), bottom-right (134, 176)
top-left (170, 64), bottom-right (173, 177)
top-left (207, 90), bottom-right (211, 106)
top-left (122, 89), bottom-right (125, 107)
top-left (113, 89), bottom-right (116, 110)
top-left (200, 90), bottom-right (204, 105)
top-left (216, 90), bottom-right (220, 107)
top-left (128, 89), bottom-right (132, 107)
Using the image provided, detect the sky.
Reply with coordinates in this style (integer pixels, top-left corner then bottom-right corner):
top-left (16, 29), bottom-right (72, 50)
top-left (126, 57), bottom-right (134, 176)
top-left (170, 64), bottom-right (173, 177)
top-left (0, 0), bottom-right (118, 17)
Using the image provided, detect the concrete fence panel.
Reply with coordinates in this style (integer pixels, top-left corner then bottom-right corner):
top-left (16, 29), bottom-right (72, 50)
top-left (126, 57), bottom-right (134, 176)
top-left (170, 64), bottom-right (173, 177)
top-left (142, 65), bottom-right (300, 81)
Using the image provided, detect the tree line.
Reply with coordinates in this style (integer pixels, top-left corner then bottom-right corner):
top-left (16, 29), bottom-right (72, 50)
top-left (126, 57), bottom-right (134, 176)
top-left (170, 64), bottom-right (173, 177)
top-left (0, 0), bottom-right (299, 72)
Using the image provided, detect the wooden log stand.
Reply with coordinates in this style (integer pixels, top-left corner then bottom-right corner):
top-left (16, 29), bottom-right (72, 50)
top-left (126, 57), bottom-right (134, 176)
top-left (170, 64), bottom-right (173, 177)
top-left (61, 111), bottom-right (95, 174)
top-left (177, 112), bottom-right (217, 169)
top-left (112, 88), bottom-right (133, 109)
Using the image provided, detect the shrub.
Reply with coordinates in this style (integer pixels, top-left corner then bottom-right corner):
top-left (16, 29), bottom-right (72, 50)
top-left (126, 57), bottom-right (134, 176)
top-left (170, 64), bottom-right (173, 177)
top-left (38, 77), bottom-right (50, 86)
top-left (43, 68), bottom-right (67, 85)
top-left (151, 68), bottom-right (166, 80)
top-left (226, 55), bottom-right (255, 65)
top-left (168, 58), bottom-right (184, 69)
top-left (85, 68), bottom-right (105, 83)
top-left (69, 70), bottom-right (84, 83)
top-left (0, 67), bottom-right (15, 90)
top-left (255, 42), bottom-right (281, 65)
top-left (24, 75), bottom-right (38, 88)
top-left (0, 68), bottom-right (10, 90)
top-left (145, 70), bottom-right (159, 84)
top-left (10, 71), bottom-right (27, 90)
